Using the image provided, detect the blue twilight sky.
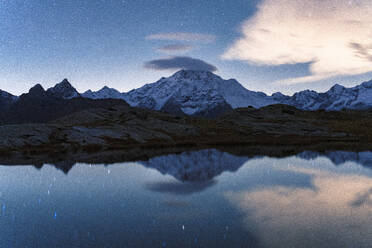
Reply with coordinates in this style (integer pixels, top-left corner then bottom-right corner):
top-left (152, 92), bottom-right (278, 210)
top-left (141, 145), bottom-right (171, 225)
top-left (1, 0), bottom-right (372, 96)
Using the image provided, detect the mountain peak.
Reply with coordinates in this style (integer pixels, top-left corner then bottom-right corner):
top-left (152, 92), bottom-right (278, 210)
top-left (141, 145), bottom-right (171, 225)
top-left (54, 79), bottom-right (73, 89)
top-left (100, 86), bottom-right (119, 92)
top-left (47, 79), bottom-right (80, 99)
top-left (28, 84), bottom-right (46, 97)
top-left (61, 78), bottom-right (70, 84)
top-left (329, 83), bottom-right (345, 94)
top-left (81, 85), bottom-right (123, 100)
top-left (272, 92), bottom-right (290, 101)
top-left (171, 69), bottom-right (220, 81)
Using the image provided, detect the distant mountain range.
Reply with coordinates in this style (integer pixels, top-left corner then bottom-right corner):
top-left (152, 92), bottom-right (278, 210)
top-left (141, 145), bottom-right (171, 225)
top-left (83, 70), bottom-right (372, 113)
top-left (273, 82), bottom-right (372, 111)
top-left (3, 70), bottom-right (372, 120)
top-left (0, 80), bottom-right (128, 125)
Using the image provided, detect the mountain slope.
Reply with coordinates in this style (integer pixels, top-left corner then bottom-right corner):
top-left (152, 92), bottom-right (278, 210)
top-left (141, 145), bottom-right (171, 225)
top-left (0, 90), bottom-right (18, 109)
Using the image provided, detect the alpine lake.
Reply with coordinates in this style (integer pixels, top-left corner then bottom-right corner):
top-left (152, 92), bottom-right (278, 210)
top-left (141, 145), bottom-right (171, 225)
top-left (1, 149), bottom-right (372, 248)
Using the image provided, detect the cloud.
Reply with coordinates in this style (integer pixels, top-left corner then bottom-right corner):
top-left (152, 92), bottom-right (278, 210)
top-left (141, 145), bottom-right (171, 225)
top-left (350, 187), bottom-right (372, 207)
top-left (157, 44), bottom-right (194, 54)
top-left (147, 32), bottom-right (216, 43)
top-left (144, 56), bottom-right (218, 72)
top-left (223, 0), bottom-right (372, 84)
top-left (350, 42), bottom-right (372, 62)
top-left (145, 180), bottom-right (216, 195)
top-left (225, 166), bottom-right (372, 247)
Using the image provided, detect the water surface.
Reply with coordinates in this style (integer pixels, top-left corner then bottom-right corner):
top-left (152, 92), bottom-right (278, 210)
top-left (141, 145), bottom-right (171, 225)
top-left (1, 150), bottom-right (372, 247)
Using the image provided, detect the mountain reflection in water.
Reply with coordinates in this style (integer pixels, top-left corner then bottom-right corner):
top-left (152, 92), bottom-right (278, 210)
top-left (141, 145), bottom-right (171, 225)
top-left (38, 149), bottom-right (372, 181)
top-left (0, 149), bottom-right (371, 247)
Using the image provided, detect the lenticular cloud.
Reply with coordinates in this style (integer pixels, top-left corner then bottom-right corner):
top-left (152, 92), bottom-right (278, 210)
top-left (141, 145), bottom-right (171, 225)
top-left (223, 0), bottom-right (372, 84)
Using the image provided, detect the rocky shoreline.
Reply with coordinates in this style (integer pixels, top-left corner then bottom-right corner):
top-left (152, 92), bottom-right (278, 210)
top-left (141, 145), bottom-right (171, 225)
top-left (1, 103), bottom-right (372, 165)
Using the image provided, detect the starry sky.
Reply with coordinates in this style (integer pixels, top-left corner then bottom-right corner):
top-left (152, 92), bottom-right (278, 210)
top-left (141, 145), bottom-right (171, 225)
top-left (2, 0), bottom-right (372, 96)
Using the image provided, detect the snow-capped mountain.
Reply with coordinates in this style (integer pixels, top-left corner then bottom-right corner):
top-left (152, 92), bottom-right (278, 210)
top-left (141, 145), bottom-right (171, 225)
top-left (82, 70), bottom-right (277, 116)
top-left (83, 70), bottom-right (273, 116)
top-left (46, 79), bottom-right (80, 99)
top-left (275, 80), bottom-right (372, 111)
top-left (123, 70), bottom-right (276, 112)
top-left (82, 86), bottom-right (123, 100)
